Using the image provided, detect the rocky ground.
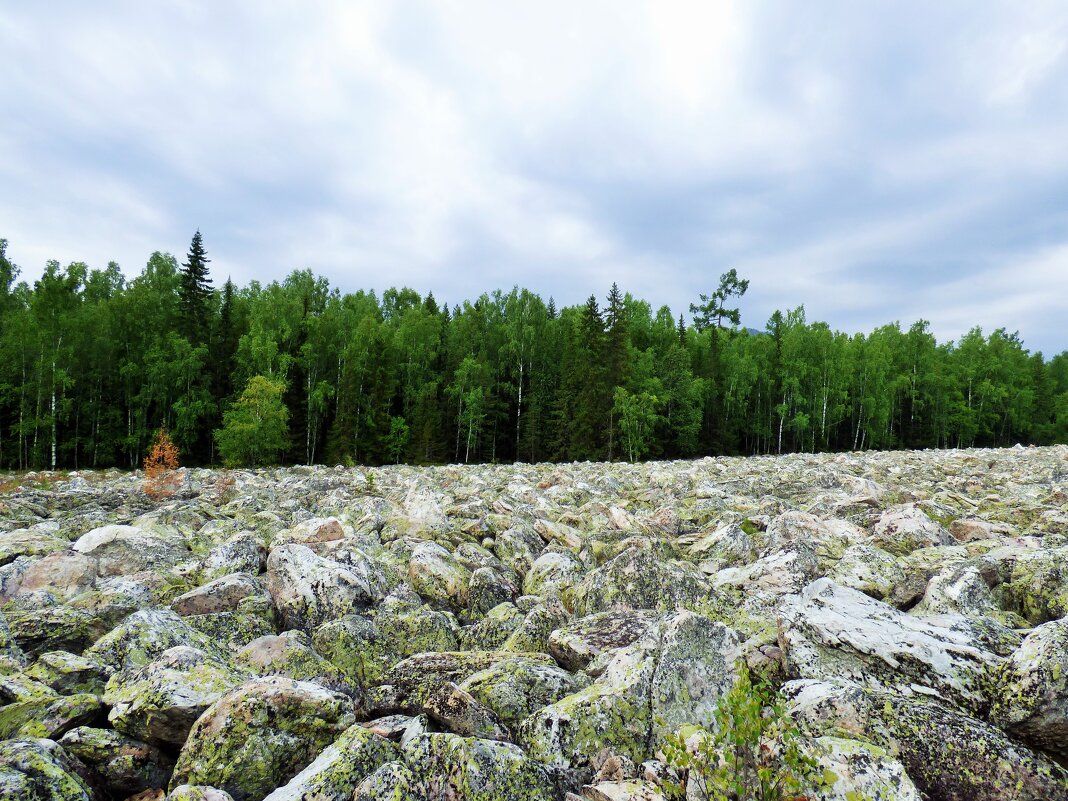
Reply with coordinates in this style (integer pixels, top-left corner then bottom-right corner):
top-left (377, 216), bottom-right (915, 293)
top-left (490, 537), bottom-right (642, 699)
top-left (1, 446), bottom-right (1067, 800)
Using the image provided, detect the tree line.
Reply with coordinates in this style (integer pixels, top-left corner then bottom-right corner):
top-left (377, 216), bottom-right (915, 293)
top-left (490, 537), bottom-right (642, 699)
top-left (1, 234), bottom-right (1066, 469)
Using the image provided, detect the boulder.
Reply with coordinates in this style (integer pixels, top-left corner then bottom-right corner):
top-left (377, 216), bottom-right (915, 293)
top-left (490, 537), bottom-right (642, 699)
top-left (170, 677), bottom-right (357, 801)
top-left (59, 726), bottom-right (175, 797)
top-left (522, 551), bottom-right (583, 598)
top-left (72, 524), bottom-right (189, 576)
top-left (104, 646), bottom-right (248, 747)
top-left (572, 543), bottom-right (706, 616)
top-left (870, 505), bottom-right (953, 555)
top-left (460, 655), bottom-right (589, 727)
top-left (0, 738), bottom-right (93, 800)
top-left (236, 631), bottom-right (351, 696)
top-left (265, 544), bottom-right (386, 631)
top-left (779, 578), bottom-right (1001, 713)
top-left (85, 609), bottom-right (226, 672)
top-left (989, 617), bottom-right (1068, 758)
top-left (404, 732), bottom-right (556, 801)
top-left (408, 541), bottom-right (472, 610)
top-left (260, 723), bottom-right (399, 801)
top-left (547, 610), bottom-right (661, 672)
top-left (25, 651), bottom-right (112, 695)
top-left (171, 573), bottom-right (265, 616)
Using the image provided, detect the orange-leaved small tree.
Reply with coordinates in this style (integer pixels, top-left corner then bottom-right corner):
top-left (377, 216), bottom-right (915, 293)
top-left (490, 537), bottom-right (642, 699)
top-left (144, 427), bottom-right (181, 499)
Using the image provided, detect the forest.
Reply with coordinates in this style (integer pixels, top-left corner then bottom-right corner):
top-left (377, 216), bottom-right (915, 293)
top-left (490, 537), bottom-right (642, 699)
top-left (1, 233), bottom-right (1066, 470)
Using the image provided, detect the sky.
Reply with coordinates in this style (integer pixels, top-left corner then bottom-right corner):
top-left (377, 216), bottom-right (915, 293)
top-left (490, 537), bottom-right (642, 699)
top-left (2, 1), bottom-right (1068, 354)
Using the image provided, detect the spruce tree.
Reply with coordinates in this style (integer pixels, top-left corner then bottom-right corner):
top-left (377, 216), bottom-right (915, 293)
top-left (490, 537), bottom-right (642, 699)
top-left (179, 230), bottom-right (213, 344)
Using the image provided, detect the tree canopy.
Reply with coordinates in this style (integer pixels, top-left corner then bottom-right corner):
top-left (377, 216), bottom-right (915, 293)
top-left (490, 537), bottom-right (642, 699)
top-left (0, 234), bottom-right (1066, 469)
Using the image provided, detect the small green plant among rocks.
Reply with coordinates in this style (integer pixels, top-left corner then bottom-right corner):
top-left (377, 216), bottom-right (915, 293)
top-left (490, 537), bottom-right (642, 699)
top-left (661, 665), bottom-right (839, 801)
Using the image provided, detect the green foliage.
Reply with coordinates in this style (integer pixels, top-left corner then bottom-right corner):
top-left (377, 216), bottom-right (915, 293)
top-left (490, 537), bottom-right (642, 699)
top-left (662, 666), bottom-right (836, 801)
top-left (215, 375), bottom-right (289, 467)
top-left (386, 416), bottom-right (410, 464)
top-left (0, 236), bottom-right (1066, 471)
top-left (612, 386), bottom-right (661, 461)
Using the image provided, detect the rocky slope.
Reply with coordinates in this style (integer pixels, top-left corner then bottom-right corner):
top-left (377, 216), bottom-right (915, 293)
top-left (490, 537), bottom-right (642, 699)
top-left (1, 446), bottom-right (1067, 800)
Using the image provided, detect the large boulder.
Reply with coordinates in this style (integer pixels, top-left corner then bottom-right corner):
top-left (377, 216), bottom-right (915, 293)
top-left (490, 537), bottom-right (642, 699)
top-left (16, 551), bottom-right (98, 599)
top-left (788, 678), bottom-right (1068, 801)
top-left (404, 732), bottom-right (556, 801)
top-left (989, 617), bottom-right (1068, 758)
top-left (520, 612), bottom-right (739, 781)
top-left (779, 578), bottom-right (1001, 713)
top-left (572, 543), bottom-right (706, 615)
top-left (265, 544), bottom-right (386, 631)
top-left (460, 655), bottom-right (589, 727)
top-left (0, 529), bottom-right (68, 564)
top-left (171, 573), bottom-right (265, 617)
top-left (104, 645), bottom-right (248, 747)
top-left (170, 677), bottom-right (357, 801)
top-left (72, 524), bottom-right (190, 576)
top-left (59, 726), bottom-right (175, 797)
top-left (547, 610), bottom-right (661, 671)
top-left (84, 609), bottom-right (226, 672)
top-left (522, 551), bottom-right (583, 598)
top-left (261, 723), bottom-right (399, 801)
top-left (408, 541), bottom-right (472, 610)
top-left (870, 505), bottom-right (954, 555)
top-left (236, 631), bottom-right (351, 696)
top-left (0, 738), bottom-right (93, 800)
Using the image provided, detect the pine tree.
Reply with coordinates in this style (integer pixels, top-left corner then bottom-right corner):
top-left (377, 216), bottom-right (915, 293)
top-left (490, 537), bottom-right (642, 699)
top-left (179, 230), bottom-right (213, 344)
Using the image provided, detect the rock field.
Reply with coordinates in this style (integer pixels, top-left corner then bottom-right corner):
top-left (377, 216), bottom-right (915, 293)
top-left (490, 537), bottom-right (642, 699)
top-left (1, 445), bottom-right (1068, 800)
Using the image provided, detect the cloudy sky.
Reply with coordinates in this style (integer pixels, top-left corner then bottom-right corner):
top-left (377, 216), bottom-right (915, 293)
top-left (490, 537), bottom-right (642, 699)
top-left (3, 1), bottom-right (1068, 353)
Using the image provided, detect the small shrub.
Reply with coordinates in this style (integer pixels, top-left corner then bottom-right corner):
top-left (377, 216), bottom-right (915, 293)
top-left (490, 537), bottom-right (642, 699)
top-left (143, 428), bottom-right (181, 500)
top-left (662, 665), bottom-right (837, 801)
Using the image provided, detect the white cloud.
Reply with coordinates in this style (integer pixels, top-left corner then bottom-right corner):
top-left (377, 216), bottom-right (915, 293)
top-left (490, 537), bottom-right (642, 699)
top-left (0, 1), bottom-right (1067, 354)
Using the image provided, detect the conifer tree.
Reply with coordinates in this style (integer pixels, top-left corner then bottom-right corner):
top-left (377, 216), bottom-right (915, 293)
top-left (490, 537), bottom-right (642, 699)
top-left (179, 230), bottom-right (213, 344)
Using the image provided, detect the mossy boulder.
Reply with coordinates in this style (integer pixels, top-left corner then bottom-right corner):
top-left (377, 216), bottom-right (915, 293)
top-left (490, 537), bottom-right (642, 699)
top-left (404, 732), bottom-right (556, 801)
top-left (170, 677), bottom-right (357, 801)
top-left (460, 655), bottom-right (589, 727)
top-left (467, 566), bottom-right (517, 618)
top-left (522, 551), bottom-right (583, 598)
top-left (408, 541), bottom-right (472, 610)
top-left (502, 598), bottom-right (569, 653)
top-left (84, 609), bottom-right (227, 672)
top-left (260, 723), bottom-right (399, 801)
top-left (201, 532), bottom-right (267, 580)
top-left (58, 726), bottom-right (175, 797)
top-left (461, 602), bottom-right (525, 650)
top-left (171, 573), bottom-right (265, 616)
top-left (104, 645), bottom-right (248, 747)
top-left (827, 544), bottom-right (922, 606)
top-left (994, 546), bottom-right (1068, 624)
top-left (312, 599), bottom-right (459, 690)
top-left (351, 760), bottom-right (416, 801)
top-left (266, 544), bottom-right (386, 632)
top-left (989, 617), bottom-right (1068, 758)
top-left (547, 610), bottom-right (661, 671)
top-left (0, 691), bottom-right (102, 739)
top-left (72, 524), bottom-right (190, 576)
top-left (183, 595), bottom-right (277, 653)
top-left (24, 651), bottom-right (112, 696)
top-left (2, 604), bottom-right (111, 658)
top-left (870, 505), bottom-right (954, 556)
top-left (0, 529), bottom-right (68, 565)
top-left (0, 738), bottom-right (93, 800)
top-left (571, 542), bottom-right (707, 616)
top-left (236, 631), bottom-right (351, 696)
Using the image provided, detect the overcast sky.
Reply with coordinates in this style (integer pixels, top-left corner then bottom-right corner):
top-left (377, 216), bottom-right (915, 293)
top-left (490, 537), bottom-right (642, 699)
top-left (2, 1), bottom-right (1068, 353)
